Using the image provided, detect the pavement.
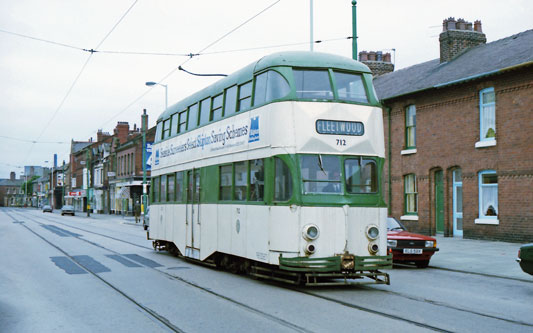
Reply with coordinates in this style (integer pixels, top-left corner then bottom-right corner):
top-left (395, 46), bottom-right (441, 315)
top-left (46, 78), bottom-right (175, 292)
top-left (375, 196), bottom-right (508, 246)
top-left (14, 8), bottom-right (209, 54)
top-left (32, 208), bottom-right (533, 282)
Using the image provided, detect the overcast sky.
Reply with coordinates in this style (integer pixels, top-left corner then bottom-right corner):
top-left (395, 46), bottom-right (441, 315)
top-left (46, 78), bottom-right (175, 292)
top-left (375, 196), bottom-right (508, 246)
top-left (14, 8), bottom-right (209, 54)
top-left (1, 0), bottom-right (531, 179)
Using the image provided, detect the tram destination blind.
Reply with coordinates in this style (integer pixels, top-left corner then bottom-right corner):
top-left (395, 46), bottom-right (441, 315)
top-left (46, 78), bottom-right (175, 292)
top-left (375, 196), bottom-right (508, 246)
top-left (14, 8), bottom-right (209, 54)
top-left (315, 119), bottom-right (364, 136)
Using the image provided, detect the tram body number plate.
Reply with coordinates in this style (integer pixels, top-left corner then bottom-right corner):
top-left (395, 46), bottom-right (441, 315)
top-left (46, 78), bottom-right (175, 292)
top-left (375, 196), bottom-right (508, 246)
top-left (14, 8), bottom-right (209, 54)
top-left (403, 248), bottom-right (423, 254)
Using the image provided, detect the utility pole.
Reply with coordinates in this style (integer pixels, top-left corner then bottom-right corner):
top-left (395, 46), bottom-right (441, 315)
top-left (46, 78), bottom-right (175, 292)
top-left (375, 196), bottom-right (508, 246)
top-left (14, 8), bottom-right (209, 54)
top-left (142, 109), bottom-right (148, 225)
top-left (86, 148), bottom-right (91, 217)
top-left (352, 0), bottom-right (358, 60)
top-left (310, 0), bottom-right (314, 51)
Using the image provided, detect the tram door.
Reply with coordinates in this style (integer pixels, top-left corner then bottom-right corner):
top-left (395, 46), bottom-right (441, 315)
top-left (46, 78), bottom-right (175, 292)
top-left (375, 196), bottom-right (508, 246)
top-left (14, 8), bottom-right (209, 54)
top-left (185, 170), bottom-right (201, 259)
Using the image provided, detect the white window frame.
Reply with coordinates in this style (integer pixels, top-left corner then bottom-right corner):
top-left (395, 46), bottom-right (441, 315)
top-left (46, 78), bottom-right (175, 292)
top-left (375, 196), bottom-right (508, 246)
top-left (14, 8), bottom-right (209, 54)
top-left (475, 170), bottom-right (499, 225)
top-left (479, 87), bottom-right (496, 143)
top-left (404, 173), bottom-right (418, 216)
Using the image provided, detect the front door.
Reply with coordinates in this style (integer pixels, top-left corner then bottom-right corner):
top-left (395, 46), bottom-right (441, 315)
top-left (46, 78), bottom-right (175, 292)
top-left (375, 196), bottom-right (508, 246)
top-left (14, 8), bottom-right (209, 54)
top-left (453, 169), bottom-right (463, 237)
top-left (185, 170), bottom-right (201, 259)
top-left (435, 170), bottom-right (444, 234)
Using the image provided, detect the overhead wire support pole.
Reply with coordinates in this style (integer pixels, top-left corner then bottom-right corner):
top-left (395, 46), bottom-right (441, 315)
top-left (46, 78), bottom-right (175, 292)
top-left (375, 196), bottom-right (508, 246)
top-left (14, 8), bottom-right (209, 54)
top-left (352, 0), bottom-right (358, 60)
top-left (310, 0), bottom-right (314, 52)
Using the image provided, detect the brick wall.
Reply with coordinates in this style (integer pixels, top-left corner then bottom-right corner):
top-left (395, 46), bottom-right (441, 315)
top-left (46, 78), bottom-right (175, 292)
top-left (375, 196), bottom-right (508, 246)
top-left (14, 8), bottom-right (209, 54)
top-left (383, 67), bottom-right (533, 242)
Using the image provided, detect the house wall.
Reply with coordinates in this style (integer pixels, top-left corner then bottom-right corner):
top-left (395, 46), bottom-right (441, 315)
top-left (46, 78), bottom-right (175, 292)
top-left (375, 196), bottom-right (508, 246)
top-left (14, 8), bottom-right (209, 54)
top-left (383, 68), bottom-right (533, 242)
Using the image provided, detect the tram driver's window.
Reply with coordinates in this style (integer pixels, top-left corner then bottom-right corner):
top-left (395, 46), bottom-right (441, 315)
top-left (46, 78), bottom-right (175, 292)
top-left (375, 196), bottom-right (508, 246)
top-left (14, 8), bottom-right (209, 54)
top-left (344, 158), bottom-right (377, 193)
top-left (274, 158), bottom-right (293, 201)
top-left (293, 69), bottom-right (333, 100)
top-left (300, 155), bottom-right (341, 194)
top-left (250, 159), bottom-right (264, 201)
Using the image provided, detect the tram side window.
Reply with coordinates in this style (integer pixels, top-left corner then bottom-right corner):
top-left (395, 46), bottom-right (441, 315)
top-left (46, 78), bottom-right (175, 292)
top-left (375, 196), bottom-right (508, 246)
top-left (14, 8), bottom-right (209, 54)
top-left (274, 158), bottom-right (293, 201)
top-left (254, 70), bottom-right (291, 106)
top-left (234, 162), bottom-right (247, 201)
top-left (224, 85), bottom-right (238, 117)
top-left (187, 103), bottom-right (199, 130)
top-left (155, 122), bottom-right (163, 142)
top-left (167, 173), bottom-right (175, 201)
top-left (211, 94), bottom-right (223, 121)
top-left (199, 98), bottom-right (211, 126)
top-left (293, 69), bottom-right (333, 100)
top-left (171, 113), bottom-right (179, 136)
top-left (160, 175), bottom-right (167, 202)
top-left (153, 177), bottom-right (160, 203)
top-left (220, 165), bottom-right (232, 200)
top-left (344, 158), bottom-right (377, 193)
top-left (238, 81), bottom-right (252, 111)
top-left (250, 159), bottom-right (264, 201)
top-left (176, 171), bottom-right (183, 202)
top-left (178, 110), bottom-right (187, 133)
top-left (162, 119), bottom-right (171, 139)
top-left (300, 155), bottom-right (342, 194)
top-left (333, 71), bottom-right (368, 103)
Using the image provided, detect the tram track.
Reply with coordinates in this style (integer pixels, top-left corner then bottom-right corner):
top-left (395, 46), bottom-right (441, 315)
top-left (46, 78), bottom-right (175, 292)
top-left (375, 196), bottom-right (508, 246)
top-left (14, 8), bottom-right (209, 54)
top-left (5, 209), bottom-right (312, 333)
top-left (7, 208), bottom-right (532, 332)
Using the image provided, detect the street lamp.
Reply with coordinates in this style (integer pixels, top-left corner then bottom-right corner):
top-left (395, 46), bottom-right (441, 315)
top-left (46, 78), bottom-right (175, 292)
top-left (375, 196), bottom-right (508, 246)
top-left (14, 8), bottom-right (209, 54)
top-left (145, 81), bottom-right (168, 110)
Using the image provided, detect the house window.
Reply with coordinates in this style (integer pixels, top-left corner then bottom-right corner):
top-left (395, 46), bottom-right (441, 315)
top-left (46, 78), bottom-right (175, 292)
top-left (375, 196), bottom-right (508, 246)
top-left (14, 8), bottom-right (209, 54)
top-left (405, 105), bottom-right (416, 149)
top-left (480, 87), bottom-right (496, 141)
top-left (479, 170), bottom-right (498, 219)
top-left (404, 174), bottom-right (417, 214)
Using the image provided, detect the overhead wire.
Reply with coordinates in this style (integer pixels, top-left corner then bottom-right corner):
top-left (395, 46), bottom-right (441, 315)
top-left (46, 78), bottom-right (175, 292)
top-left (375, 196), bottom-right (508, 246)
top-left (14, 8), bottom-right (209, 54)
top-left (95, 0), bottom-right (282, 130)
top-left (20, 0), bottom-right (139, 164)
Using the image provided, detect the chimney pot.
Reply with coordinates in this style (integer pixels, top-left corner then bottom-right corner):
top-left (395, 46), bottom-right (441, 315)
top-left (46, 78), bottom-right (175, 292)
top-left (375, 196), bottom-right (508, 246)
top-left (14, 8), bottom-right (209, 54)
top-left (474, 20), bottom-right (482, 32)
top-left (367, 51), bottom-right (376, 61)
top-left (383, 53), bottom-right (391, 63)
top-left (358, 51), bottom-right (368, 62)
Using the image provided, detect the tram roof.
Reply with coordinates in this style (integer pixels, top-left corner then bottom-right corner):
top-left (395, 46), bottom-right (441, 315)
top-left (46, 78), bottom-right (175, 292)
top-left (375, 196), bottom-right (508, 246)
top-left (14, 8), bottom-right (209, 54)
top-left (157, 51), bottom-right (371, 122)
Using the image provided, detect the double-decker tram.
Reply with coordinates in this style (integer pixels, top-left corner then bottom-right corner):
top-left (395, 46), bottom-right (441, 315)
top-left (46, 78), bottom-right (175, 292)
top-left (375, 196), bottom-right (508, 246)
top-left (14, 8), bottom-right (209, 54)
top-left (149, 51), bottom-right (392, 285)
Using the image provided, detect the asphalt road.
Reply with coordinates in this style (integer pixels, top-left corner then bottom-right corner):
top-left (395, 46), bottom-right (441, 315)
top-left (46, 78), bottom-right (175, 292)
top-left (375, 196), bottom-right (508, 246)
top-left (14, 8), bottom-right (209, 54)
top-left (1, 207), bottom-right (532, 332)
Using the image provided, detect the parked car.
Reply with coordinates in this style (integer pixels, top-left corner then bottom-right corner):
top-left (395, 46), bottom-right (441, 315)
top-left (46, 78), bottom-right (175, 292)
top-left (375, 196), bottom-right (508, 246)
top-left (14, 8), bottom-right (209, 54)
top-left (42, 205), bottom-right (53, 213)
top-left (61, 205), bottom-right (75, 216)
top-left (387, 217), bottom-right (439, 268)
top-left (516, 243), bottom-right (533, 276)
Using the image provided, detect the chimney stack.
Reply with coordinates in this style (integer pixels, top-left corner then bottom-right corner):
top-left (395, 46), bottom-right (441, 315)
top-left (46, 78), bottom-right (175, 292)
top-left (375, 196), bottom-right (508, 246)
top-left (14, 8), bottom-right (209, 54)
top-left (114, 122), bottom-right (130, 144)
top-left (10, 172), bottom-right (15, 181)
top-left (358, 50), bottom-right (394, 77)
top-left (439, 17), bottom-right (486, 63)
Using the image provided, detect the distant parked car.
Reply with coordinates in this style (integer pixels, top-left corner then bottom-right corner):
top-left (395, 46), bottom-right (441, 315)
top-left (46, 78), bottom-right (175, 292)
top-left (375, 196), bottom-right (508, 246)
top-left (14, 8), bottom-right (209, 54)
top-left (387, 217), bottom-right (439, 268)
top-left (61, 205), bottom-right (75, 216)
top-left (517, 243), bottom-right (533, 276)
top-left (42, 205), bottom-right (53, 213)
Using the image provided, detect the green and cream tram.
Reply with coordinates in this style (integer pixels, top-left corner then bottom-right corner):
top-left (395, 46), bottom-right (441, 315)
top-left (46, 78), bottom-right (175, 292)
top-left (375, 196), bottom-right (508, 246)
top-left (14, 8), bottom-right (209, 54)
top-left (149, 51), bottom-right (392, 285)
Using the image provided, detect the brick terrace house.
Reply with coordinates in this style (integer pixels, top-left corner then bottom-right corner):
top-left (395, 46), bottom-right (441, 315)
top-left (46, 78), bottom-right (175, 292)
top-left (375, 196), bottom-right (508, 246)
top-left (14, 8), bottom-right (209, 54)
top-left (371, 18), bottom-right (533, 242)
top-left (0, 172), bottom-right (23, 207)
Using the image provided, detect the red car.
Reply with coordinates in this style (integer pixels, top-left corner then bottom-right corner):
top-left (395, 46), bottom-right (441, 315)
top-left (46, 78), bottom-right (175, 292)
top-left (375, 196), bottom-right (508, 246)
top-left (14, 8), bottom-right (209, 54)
top-left (387, 217), bottom-right (439, 268)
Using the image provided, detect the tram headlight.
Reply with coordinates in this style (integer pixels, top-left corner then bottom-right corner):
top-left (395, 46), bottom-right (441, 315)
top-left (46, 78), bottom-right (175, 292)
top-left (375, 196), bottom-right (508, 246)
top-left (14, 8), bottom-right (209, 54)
top-left (368, 242), bottom-right (379, 254)
top-left (305, 243), bottom-right (316, 255)
top-left (366, 225), bottom-right (380, 240)
top-left (302, 224), bottom-right (320, 241)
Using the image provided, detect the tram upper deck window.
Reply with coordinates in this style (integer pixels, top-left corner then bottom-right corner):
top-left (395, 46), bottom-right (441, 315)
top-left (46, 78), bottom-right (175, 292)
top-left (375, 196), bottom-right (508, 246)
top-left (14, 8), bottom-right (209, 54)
top-left (345, 158), bottom-right (377, 193)
top-left (187, 103), bottom-right (199, 130)
top-left (253, 70), bottom-right (290, 106)
top-left (199, 98), bottom-right (211, 126)
top-left (238, 81), bottom-right (252, 111)
top-left (224, 85), bottom-right (238, 117)
top-left (178, 110), bottom-right (187, 133)
top-left (300, 155), bottom-right (342, 194)
top-left (211, 94), bottom-right (223, 121)
top-left (293, 69), bottom-right (333, 100)
top-left (162, 119), bottom-right (171, 139)
top-left (155, 122), bottom-right (162, 142)
top-left (334, 71), bottom-right (368, 103)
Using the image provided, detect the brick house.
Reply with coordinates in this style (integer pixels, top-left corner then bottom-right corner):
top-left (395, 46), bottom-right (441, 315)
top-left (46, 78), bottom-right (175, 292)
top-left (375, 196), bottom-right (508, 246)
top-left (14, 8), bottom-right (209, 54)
top-left (0, 172), bottom-right (23, 207)
top-left (371, 19), bottom-right (533, 242)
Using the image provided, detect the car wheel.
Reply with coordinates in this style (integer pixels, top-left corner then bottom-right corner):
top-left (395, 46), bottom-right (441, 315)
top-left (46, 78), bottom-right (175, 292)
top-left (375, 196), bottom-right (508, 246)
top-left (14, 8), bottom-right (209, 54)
top-left (416, 260), bottom-right (430, 268)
